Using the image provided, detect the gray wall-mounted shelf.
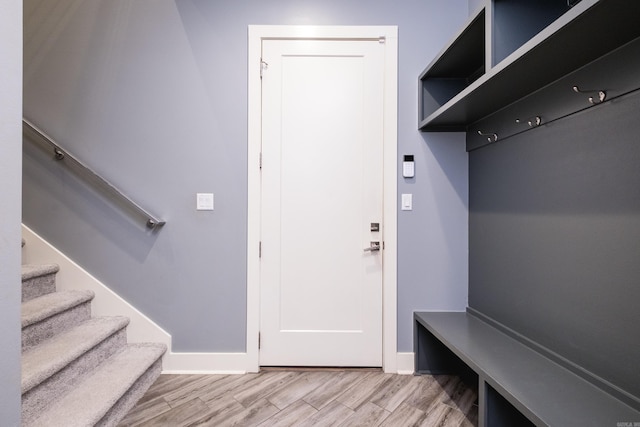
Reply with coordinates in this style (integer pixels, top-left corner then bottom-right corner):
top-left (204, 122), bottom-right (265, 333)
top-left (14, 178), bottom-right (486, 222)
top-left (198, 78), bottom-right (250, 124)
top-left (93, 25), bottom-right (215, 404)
top-left (418, 0), bottom-right (640, 131)
top-left (419, 7), bottom-right (485, 129)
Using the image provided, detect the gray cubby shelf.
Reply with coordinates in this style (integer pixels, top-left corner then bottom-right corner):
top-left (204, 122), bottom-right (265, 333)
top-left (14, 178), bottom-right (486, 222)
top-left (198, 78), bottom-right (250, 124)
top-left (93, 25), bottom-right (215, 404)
top-left (419, 0), bottom-right (640, 131)
top-left (418, 7), bottom-right (485, 131)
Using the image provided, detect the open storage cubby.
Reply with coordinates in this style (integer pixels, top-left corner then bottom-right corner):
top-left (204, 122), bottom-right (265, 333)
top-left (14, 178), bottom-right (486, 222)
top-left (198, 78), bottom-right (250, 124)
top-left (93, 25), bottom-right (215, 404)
top-left (418, 0), bottom-right (640, 131)
top-left (419, 8), bottom-right (485, 129)
top-left (485, 384), bottom-right (535, 427)
top-left (492, 0), bottom-right (572, 66)
top-left (414, 314), bottom-right (479, 389)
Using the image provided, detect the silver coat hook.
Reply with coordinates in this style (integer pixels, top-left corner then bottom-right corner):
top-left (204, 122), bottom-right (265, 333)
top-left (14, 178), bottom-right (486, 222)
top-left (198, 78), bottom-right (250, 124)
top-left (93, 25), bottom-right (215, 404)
top-left (477, 130), bottom-right (498, 143)
top-left (572, 85), bottom-right (606, 104)
top-left (54, 148), bottom-right (65, 160)
top-left (516, 116), bottom-right (542, 128)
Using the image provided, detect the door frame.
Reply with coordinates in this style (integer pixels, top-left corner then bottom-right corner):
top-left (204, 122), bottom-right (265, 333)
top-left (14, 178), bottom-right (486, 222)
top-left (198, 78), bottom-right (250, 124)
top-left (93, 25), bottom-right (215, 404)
top-left (247, 25), bottom-right (398, 373)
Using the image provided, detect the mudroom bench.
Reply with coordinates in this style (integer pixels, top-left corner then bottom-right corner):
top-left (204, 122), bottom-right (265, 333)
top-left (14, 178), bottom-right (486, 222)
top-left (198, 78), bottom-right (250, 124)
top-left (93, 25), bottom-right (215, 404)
top-left (414, 311), bottom-right (640, 427)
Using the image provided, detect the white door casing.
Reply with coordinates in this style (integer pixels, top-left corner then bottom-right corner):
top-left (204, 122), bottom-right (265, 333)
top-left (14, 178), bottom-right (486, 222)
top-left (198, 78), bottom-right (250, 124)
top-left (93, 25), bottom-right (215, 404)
top-left (247, 26), bottom-right (397, 372)
top-left (260, 38), bottom-right (384, 366)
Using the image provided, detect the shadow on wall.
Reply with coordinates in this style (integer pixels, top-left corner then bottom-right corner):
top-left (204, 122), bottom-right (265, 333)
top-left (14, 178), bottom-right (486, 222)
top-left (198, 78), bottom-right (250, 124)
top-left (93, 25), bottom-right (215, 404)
top-left (420, 131), bottom-right (468, 210)
top-left (23, 131), bottom-right (161, 263)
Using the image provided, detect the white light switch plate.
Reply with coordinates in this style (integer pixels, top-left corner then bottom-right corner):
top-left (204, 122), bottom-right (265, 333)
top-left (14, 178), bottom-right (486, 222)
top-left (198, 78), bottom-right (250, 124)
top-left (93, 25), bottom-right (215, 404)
top-left (197, 193), bottom-right (214, 211)
top-left (401, 193), bottom-right (412, 211)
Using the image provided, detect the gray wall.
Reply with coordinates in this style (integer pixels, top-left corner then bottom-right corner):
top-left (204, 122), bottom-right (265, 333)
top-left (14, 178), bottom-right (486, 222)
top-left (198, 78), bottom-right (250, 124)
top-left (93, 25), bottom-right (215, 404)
top-left (23, 0), bottom-right (469, 354)
top-left (0, 0), bottom-right (23, 424)
top-left (469, 92), bottom-right (640, 402)
top-left (469, 0), bottom-right (484, 15)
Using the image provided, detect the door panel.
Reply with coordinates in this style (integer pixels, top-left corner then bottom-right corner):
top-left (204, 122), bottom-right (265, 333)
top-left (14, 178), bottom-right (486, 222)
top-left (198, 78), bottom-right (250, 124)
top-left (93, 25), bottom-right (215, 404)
top-left (260, 39), bottom-right (384, 366)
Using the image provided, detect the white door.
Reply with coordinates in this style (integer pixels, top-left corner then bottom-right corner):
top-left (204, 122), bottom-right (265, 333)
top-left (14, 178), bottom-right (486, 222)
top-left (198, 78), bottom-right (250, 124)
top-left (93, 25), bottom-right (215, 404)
top-left (259, 38), bottom-right (385, 366)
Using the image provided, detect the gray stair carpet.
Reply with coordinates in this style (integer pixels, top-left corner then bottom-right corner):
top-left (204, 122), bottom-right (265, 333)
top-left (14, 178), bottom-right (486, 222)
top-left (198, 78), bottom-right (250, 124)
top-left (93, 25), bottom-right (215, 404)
top-left (25, 343), bottom-right (166, 427)
top-left (21, 263), bottom-right (60, 302)
top-left (20, 244), bottom-right (165, 426)
top-left (22, 289), bottom-right (94, 351)
top-left (22, 316), bottom-right (132, 423)
top-left (22, 316), bottom-right (131, 394)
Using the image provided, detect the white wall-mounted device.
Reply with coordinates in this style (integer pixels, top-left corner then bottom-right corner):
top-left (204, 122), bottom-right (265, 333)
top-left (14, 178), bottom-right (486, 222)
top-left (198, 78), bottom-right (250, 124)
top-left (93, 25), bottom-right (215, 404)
top-left (402, 155), bottom-right (415, 178)
top-left (401, 193), bottom-right (413, 211)
top-left (196, 193), bottom-right (214, 211)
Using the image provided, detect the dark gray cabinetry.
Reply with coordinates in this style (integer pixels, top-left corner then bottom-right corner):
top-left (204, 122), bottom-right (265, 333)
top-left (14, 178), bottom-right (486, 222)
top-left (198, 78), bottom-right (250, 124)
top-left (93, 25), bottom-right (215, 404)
top-left (418, 0), bottom-right (640, 132)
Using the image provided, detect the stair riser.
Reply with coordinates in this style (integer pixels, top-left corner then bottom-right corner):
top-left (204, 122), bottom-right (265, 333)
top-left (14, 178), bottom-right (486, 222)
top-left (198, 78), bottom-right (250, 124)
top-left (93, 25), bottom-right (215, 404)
top-left (22, 328), bottom-right (128, 424)
top-left (95, 358), bottom-right (163, 427)
top-left (22, 273), bottom-right (56, 302)
top-left (22, 302), bottom-right (92, 352)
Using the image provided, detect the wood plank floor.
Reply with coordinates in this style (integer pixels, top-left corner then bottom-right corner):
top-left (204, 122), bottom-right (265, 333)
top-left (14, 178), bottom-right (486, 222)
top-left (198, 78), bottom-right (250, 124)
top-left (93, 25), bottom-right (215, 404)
top-left (119, 369), bottom-right (478, 426)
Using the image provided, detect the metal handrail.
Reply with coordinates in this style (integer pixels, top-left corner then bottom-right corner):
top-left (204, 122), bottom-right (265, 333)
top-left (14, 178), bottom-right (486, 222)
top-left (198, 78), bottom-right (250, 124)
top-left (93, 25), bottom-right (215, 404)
top-left (23, 118), bottom-right (165, 229)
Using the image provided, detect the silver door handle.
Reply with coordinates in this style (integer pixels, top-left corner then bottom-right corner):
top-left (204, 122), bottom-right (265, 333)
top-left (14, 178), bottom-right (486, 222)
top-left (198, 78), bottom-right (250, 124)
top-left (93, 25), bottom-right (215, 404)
top-left (364, 241), bottom-right (381, 252)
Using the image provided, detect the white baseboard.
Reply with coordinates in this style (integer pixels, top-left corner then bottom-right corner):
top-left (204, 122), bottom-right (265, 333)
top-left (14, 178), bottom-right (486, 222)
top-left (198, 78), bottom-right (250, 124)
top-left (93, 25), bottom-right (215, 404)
top-left (396, 352), bottom-right (415, 375)
top-left (163, 352), bottom-right (248, 374)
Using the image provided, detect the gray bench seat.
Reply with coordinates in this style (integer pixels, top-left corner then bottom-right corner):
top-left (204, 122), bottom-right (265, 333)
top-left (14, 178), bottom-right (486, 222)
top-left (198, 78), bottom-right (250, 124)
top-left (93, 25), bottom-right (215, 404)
top-left (414, 311), bottom-right (640, 427)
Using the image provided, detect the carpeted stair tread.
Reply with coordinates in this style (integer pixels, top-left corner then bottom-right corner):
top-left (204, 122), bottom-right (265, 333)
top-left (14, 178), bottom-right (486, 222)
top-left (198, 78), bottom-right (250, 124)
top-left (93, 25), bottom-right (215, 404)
top-left (22, 316), bottom-right (130, 394)
top-left (21, 264), bottom-right (60, 281)
top-left (21, 289), bottom-right (94, 328)
top-left (26, 343), bottom-right (167, 427)
top-left (21, 264), bottom-right (61, 302)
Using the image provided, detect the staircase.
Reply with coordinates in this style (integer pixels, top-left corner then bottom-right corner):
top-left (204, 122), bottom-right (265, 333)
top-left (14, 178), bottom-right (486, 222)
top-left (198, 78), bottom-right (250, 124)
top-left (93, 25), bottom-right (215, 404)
top-left (21, 240), bottom-right (166, 426)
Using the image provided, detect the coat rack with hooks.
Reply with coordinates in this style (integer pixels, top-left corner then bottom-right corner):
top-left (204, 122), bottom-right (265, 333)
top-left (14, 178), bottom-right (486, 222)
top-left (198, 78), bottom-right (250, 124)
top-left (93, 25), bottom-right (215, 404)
top-left (465, 34), bottom-right (640, 152)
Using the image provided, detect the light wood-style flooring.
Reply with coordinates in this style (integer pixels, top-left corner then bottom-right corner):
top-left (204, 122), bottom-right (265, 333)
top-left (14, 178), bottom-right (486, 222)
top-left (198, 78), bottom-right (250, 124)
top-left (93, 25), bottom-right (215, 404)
top-left (119, 369), bottom-right (478, 426)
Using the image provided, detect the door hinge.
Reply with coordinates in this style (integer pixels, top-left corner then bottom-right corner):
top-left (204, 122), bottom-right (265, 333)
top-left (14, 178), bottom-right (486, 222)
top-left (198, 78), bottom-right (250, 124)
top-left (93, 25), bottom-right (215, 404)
top-left (259, 152), bottom-right (263, 170)
top-left (258, 332), bottom-right (261, 349)
top-left (260, 59), bottom-right (268, 79)
top-left (259, 241), bottom-right (262, 258)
